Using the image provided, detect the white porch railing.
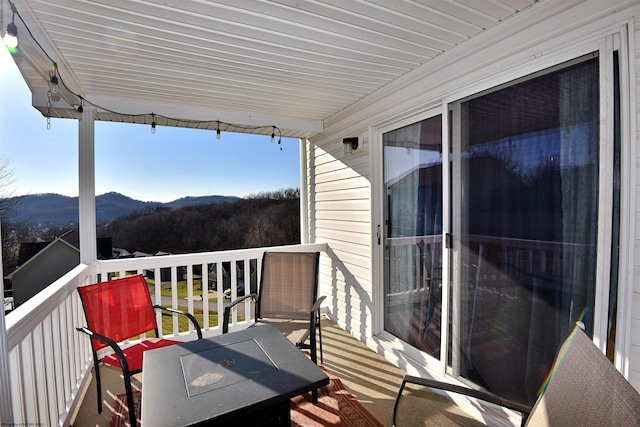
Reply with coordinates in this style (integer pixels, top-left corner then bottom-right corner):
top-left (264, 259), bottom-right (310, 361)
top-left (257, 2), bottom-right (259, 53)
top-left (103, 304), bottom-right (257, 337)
top-left (3, 264), bottom-right (94, 427)
top-left (1, 243), bottom-right (327, 427)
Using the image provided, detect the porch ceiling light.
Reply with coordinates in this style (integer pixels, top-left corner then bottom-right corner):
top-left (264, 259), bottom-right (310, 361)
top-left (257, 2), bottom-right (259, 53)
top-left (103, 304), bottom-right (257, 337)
top-left (49, 67), bottom-right (59, 94)
top-left (75, 97), bottom-right (83, 120)
top-left (216, 120), bottom-right (221, 139)
top-left (151, 113), bottom-right (156, 134)
top-left (3, 1), bottom-right (18, 49)
top-left (271, 125), bottom-right (282, 150)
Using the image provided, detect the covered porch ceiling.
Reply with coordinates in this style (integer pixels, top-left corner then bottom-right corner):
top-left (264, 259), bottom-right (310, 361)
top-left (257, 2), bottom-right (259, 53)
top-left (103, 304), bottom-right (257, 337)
top-left (2, 0), bottom-right (539, 138)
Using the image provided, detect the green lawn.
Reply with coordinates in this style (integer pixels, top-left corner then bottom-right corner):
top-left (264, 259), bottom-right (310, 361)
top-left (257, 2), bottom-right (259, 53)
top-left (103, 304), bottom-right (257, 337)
top-left (160, 306), bottom-right (219, 335)
top-left (114, 276), bottom-right (244, 335)
top-left (147, 277), bottom-right (219, 302)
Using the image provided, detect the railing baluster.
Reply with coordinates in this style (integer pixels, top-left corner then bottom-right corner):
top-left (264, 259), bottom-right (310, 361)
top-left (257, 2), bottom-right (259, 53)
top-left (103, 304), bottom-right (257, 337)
top-left (202, 262), bottom-right (210, 329)
top-left (51, 307), bottom-right (65, 422)
top-left (216, 261), bottom-right (224, 327)
top-left (9, 347), bottom-right (24, 420)
top-left (171, 267), bottom-right (179, 335)
top-left (187, 265), bottom-right (194, 334)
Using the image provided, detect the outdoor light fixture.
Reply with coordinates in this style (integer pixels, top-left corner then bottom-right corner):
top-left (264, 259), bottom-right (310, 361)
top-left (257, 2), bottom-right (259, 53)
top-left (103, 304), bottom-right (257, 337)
top-left (216, 120), bottom-right (221, 139)
top-left (49, 70), bottom-right (59, 94)
top-left (3, 1), bottom-right (17, 49)
top-left (270, 125), bottom-right (282, 149)
top-left (343, 137), bottom-right (359, 154)
top-left (75, 97), bottom-right (83, 119)
top-left (151, 113), bottom-right (156, 134)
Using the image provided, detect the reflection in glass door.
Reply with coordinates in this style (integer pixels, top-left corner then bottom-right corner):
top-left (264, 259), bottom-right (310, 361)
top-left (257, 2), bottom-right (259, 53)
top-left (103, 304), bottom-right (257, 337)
top-left (383, 115), bottom-right (443, 358)
top-left (453, 55), bottom-right (602, 405)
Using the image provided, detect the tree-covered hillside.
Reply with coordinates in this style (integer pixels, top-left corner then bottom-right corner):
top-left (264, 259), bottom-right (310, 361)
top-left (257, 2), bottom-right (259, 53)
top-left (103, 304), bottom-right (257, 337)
top-left (98, 188), bottom-right (300, 254)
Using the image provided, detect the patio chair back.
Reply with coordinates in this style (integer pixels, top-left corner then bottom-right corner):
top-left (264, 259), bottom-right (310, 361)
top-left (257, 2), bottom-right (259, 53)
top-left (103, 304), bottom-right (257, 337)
top-left (393, 324), bottom-right (640, 426)
top-left (258, 251), bottom-right (320, 320)
top-left (78, 274), bottom-right (158, 350)
top-left (524, 325), bottom-right (640, 426)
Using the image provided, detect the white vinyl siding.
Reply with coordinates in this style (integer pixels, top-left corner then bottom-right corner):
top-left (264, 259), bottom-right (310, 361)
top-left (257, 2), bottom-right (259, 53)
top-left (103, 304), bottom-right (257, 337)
top-left (308, 0), bottom-right (640, 395)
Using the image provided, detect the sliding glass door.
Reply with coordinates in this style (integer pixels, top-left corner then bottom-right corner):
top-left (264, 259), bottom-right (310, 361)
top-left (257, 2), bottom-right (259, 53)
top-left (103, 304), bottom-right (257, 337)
top-left (382, 48), bottom-right (621, 406)
top-left (383, 115), bottom-right (444, 358)
top-left (452, 54), bottom-right (601, 405)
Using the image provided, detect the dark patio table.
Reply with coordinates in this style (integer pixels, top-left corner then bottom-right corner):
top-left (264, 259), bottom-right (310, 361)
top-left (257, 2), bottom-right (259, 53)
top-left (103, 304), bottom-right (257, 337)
top-left (141, 324), bottom-right (329, 426)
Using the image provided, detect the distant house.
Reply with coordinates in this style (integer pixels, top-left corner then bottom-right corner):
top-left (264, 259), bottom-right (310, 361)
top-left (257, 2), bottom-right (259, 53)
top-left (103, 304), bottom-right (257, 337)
top-left (111, 247), bottom-right (131, 258)
top-left (6, 232), bottom-right (112, 309)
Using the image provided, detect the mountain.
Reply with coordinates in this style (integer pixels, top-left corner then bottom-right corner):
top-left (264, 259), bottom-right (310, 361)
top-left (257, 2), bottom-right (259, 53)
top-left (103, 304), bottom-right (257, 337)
top-left (7, 192), bottom-right (240, 226)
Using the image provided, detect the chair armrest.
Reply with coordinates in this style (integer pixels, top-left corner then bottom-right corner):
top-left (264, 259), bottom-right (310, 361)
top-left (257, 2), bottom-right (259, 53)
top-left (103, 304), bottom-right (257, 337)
top-left (222, 294), bottom-right (257, 334)
top-left (295, 295), bottom-right (327, 358)
top-left (75, 326), bottom-right (130, 372)
top-left (393, 375), bottom-right (531, 427)
top-left (154, 305), bottom-right (203, 339)
top-left (310, 295), bottom-right (326, 313)
top-left (307, 295), bottom-right (326, 336)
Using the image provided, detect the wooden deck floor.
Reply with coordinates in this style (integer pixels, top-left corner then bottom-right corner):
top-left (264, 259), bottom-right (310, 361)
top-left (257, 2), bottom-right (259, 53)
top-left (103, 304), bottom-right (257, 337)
top-left (70, 318), bottom-right (487, 426)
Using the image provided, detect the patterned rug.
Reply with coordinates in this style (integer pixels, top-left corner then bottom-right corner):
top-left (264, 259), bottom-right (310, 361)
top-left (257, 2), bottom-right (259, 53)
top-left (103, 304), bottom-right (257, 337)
top-left (111, 364), bottom-right (382, 427)
top-left (290, 369), bottom-right (384, 427)
top-left (109, 391), bottom-right (141, 427)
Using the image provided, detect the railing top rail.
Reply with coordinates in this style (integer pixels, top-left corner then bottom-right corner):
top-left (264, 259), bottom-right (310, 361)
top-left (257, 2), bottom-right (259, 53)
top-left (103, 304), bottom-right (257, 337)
top-left (4, 243), bottom-right (329, 350)
top-left (96, 243), bottom-right (328, 271)
top-left (5, 264), bottom-right (90, 350)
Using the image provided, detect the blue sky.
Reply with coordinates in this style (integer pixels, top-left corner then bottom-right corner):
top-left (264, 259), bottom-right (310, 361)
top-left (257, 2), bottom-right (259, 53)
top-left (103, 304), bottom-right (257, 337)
top-left (0, 46), bottom-right (300, 203)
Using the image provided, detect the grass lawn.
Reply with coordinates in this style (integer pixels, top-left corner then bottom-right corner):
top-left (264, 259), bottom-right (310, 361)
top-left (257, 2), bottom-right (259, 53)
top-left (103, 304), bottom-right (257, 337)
top-left (147, 277), bottom-right (219, 302)
top-left (137, 277), bottom-right (245, 335)
top-left (160, 306), bottom-right (219, 335)
top-left (160, 307), bottom-right (246, 335)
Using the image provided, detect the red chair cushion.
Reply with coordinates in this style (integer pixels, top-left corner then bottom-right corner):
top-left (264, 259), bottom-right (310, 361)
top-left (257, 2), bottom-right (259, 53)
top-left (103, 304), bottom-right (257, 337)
top-left (101, 338), bottom-right (180, 372)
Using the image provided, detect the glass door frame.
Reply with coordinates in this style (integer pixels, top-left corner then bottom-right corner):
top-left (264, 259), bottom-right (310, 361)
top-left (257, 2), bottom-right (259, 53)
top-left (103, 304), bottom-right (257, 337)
top-left (371, 104), bottom-right (449, 375)
top-left (371, 25), bottom-right (634, 380)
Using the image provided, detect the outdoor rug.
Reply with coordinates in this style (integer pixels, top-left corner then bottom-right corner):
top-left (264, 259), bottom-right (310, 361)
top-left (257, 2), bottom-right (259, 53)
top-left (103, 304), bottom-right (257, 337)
top-left (290, 365), bottom-right (384, 427)
top-left (110, 364), bottom-right (382, 427)
top-left (109, 391), bottom-right (141, 427)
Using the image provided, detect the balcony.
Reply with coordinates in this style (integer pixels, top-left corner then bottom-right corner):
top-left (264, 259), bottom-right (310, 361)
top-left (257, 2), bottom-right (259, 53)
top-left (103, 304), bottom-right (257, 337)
top-left (3, 241), bottom-right (520, 427)
top-left (3, 243), bottom-right (335, 426)
top-left (4, 2), bottom-right (639, 426)
top-left (2, 240), bottom-right (534, 427)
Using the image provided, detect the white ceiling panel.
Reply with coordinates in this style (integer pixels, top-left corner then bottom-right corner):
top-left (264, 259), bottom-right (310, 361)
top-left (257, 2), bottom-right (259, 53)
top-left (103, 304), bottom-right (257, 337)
top-left (2, 0), bottom-right (540, 138)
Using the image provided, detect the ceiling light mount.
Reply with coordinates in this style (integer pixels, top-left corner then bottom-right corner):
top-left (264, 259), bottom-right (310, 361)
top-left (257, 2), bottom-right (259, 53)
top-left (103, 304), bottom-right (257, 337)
top-left (74, 96), bottom-right (84, 119)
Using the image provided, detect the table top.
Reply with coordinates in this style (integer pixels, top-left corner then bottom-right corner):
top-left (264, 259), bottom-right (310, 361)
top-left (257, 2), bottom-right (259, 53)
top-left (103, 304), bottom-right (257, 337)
top-left (141, 324), bottom-right (329, 427)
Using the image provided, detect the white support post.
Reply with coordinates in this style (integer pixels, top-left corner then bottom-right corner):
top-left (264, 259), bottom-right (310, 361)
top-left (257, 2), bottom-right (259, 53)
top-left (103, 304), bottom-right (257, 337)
top-left (299, 138), bottom-right (309, 244)
top-left (0, 218), bottom-right (13, 425)
top-left (78, 109), bottom-right (97, 266)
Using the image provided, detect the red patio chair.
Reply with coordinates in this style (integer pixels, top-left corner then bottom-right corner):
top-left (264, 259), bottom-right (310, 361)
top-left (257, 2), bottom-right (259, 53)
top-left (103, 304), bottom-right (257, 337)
top-left (76, 274), bottom-right (202, 427)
